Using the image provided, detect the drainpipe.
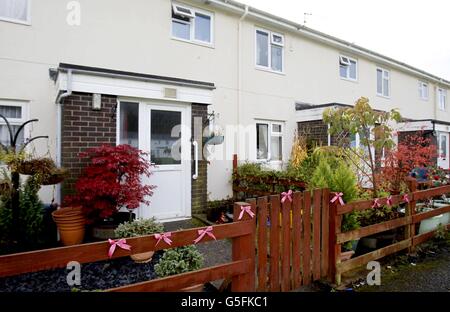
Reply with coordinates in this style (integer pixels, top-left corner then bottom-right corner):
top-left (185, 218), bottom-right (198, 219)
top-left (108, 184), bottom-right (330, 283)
top-left (237, 5), bottom-right (249, 159)
top-left (55, 69), bottom-right (73, 205)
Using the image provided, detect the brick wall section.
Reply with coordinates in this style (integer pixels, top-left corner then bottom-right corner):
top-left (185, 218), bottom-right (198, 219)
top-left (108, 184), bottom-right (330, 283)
top-left (191, 104), bottom-right (208, 215)
top-left (297, 120), bottom-right (338, 147)
top-left (61, 92), bottom-right (117, 198)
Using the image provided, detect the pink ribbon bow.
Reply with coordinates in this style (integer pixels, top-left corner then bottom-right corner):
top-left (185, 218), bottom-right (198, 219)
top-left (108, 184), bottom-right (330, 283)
top-left (330, 192), bottom-right (345, 205)
top-left (386, 195), bottom-right (393, 207)
top-left (238, 206), bottom-right (255, 220)
top-left (281, 190), bottom-right (293, 203)
top-left (154, 232), bottom-right (173, 247)
top-left (372, 198), bottom-right (381, 208)
top-left (108, 238), bottom-right (131, 258)
top-left (403, 194), bottom-right (410, 203)
top-left (193, 226), bottom-right (216, 244)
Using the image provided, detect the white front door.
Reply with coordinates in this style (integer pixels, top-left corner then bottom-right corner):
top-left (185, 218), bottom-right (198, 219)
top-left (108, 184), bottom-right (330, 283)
top-left (118, 100), bottom-right (191, 221)
top-left (438, 132), bottom-right (449, 169)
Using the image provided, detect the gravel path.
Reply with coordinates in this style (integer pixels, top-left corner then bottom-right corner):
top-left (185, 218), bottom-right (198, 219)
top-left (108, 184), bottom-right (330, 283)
top-left (357, 244), bottom-right (450, 292)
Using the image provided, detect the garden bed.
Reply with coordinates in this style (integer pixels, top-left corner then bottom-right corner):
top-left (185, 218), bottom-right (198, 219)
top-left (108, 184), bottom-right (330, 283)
top-left (0, 251), bottom-right (219, 292)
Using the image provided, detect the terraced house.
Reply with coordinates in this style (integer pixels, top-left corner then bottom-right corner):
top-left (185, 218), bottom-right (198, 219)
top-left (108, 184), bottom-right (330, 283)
top-left (1, 0), bottom-right (449, 221)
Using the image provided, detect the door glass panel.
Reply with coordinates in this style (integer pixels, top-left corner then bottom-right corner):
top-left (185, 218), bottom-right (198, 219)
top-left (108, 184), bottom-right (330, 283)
top-left (120, 102), bottom-right (139, 148)
top-left (151, 110), bottom-right (182, 165)
top-left (440, 135), bottom-right (447, 158)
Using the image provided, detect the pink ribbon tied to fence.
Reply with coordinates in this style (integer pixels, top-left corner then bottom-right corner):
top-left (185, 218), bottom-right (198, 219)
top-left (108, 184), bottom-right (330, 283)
top-left (154, 232), bottom-right (173, 247)
top-left (238, 205), bottom-right (255, 220)
top-left (108, 238), bottom-right (131, 258)
top-left (330, 192), bottom-right (345, 205)
top-left (193, 226), bottom-right (216, 244)
top-left (403, 194), bottom-right (410, 203)
top-left (281, 190), bottom-right (293, 203)
top-left (386, 195), bottom-right (393, 207)
top-left (372, 198), bottom-right (381, 208)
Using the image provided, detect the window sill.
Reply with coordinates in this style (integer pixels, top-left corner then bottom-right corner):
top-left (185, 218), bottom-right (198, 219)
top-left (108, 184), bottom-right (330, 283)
top-left (340, 76), bottom-right (358, 83)
top-left (0, 17), bottom-right (31, 26)
top-left (376, 93), bottom-right (391, 100)
top-left (255, 66), bottom-right (285, 76)
top-left (171, 37), bottom-right (214, 49)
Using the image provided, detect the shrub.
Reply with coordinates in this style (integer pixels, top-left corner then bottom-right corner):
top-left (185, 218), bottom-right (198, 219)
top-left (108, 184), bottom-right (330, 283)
top-left (65, 145), bottom-right (155, 223)
top-left (114, 218), bottom-right (164, 238)
top-left (154, 245), bottom-right (204, 278)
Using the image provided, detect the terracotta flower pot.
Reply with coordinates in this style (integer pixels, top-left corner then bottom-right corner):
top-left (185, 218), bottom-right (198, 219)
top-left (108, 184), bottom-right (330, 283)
top-left (130, 251), bottom-right (154, 263)
top-left (180, 284), bottom-right (204, 292)
top-left (52, 206), bottom-right (86, 246)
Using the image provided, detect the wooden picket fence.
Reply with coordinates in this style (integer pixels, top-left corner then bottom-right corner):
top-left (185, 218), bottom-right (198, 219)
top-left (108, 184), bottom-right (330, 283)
top-left (330, 183), bottom-right (450, 285)
top-left (0, 203), bottom-right (256, 292)
top-left (251, 189), bottom-right (330, 291)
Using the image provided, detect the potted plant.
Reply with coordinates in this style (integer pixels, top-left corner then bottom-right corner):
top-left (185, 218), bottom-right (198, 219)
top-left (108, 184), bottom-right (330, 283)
top-left (114, 218), bottom-right (164, 263)
top-left (52, 206), bottom-right (86, 246)
top-left (154, 245), bottom-right (204, 292)
top-left (64, 145), bottom-right (155, 239)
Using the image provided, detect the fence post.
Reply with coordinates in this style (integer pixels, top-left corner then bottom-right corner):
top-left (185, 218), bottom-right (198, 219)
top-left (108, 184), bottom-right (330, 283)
top-left (406, 179), bottom-right (417, 253)
top-left (231, 201), bottom-right (256, 292)
top-left (328, 194), bottom-right (342, 285)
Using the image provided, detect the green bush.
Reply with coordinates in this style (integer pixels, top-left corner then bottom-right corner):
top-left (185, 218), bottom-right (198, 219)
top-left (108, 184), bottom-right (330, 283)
top-left (0, 176), bottom-right (44, 247)
top-left (114, 217), bottom-right (164, 238)
top-left (154, 245), bottom-right (204, 278)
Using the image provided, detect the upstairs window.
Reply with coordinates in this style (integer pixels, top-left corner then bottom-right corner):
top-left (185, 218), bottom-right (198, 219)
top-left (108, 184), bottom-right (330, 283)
top-left (376, 68), bottom-right (390, 97)
top-left (171, 3), bottom-right (213, 45)
top-left (339, 55), bottom-right (357, 81)
top-left (256, 121), bottom-right (283, 161)
top-left (256, 29), bottom-right (284, 73)
top-left (419, 81), bottom-right (429, 100)
top-left (0, 0), bottom-right (30, 24)
top-left (438, 88), bottom-right (447, 111)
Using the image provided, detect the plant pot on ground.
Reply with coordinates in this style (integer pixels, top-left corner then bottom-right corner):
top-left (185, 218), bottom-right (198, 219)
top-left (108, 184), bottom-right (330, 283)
top-left (154, 245), bottom-right (204, 291)
top-left (52, 206), bottom-right (86, 246)
top-left (114, 217), bottom-right (164, 263)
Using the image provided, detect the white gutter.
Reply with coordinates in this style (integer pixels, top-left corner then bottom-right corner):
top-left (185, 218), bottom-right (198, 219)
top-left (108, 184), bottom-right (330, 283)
top-left (237, 5), bottom-right (249, 154)
top-left (197, 0), bottom-right (450, 88)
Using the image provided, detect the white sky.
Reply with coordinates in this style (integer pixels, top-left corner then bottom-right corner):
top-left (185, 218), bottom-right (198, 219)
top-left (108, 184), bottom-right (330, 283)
top-left (241, 0), bottom-right (450, 80)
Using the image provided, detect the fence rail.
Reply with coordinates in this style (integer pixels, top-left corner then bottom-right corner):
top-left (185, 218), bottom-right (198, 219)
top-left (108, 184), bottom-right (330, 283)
top-left (0, 203), bottom-right (257, 292)
top-left (330, 183), bottom-right (450, 285)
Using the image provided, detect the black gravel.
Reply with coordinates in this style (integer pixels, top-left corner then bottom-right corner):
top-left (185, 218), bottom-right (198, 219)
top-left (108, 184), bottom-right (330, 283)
top-left (0, 253), bottom-right (162, 292)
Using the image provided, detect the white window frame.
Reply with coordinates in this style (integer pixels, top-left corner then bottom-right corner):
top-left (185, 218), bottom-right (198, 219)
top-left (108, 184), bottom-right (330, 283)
top-left (438, 88), bottom-right (447, 111)
top-left (0, 99), bottom-right (30, 148)
top-left (339, 55), bottom-right (358, 81)
top-left (0, 0), bottom-right (32, 25)
top-left (255, 28), bottom-right (285, 74)
top-left (171, 2), bottom-right (214, 47)
top-left (256, 121), bottom-right (284, 162)
top-left (419, 81), bottom-right (429, 101)
top-left (376, 67), bottom-right (391, 98)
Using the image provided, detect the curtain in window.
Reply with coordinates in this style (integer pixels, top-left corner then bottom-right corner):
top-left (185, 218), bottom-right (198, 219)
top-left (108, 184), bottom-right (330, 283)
top-left (0, 0), bottom-right (28, 21)
top-left (0, 105), bottom-right (22, 118)
top-left (0, 125), bottom-right (23, 146)
top-left (256, 124), bottom-right (268, 159)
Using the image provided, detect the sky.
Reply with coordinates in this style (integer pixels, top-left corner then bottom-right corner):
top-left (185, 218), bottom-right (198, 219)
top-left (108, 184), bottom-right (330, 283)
top-left (240, 0), bottom-right (450, 80)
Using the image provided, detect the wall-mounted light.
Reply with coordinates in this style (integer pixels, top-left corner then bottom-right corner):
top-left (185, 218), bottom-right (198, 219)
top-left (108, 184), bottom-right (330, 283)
top-left (92, 93), bottom-right (102, 110)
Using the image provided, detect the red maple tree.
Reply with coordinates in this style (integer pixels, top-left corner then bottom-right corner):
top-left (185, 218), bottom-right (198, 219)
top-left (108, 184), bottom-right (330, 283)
top-left (378, 132), bottom-right (437, 193)
top-left (66, 144), bottom-right (156, 222)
